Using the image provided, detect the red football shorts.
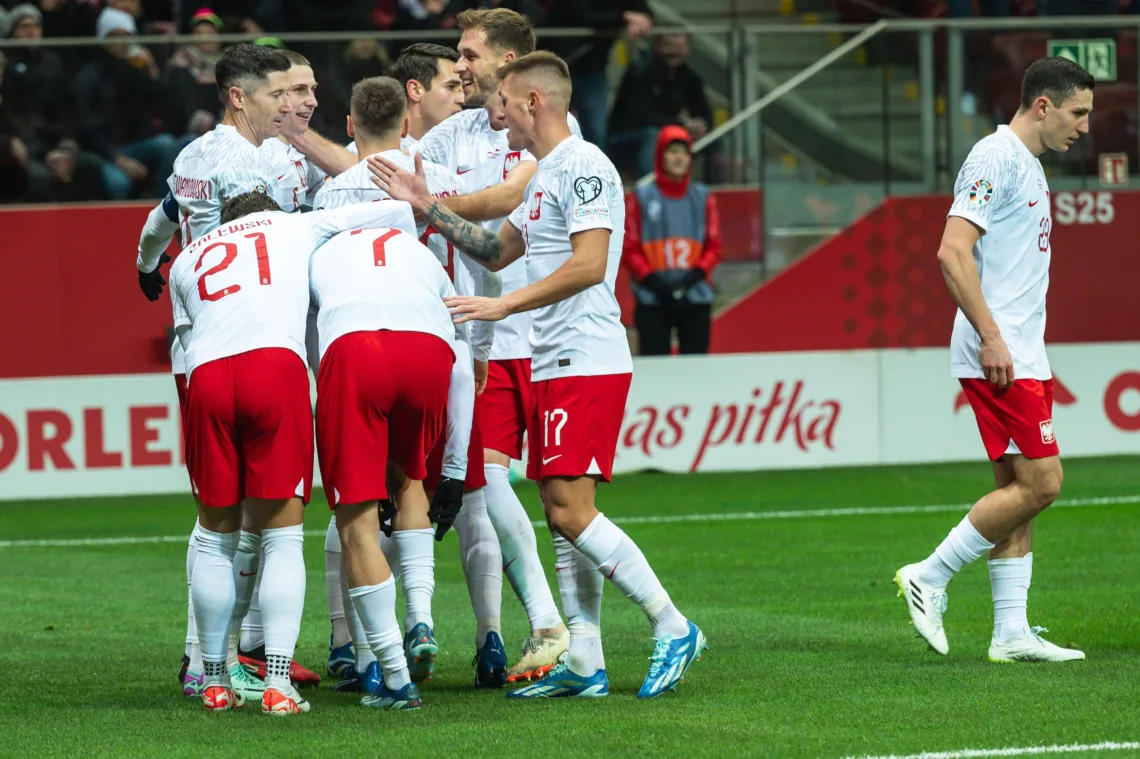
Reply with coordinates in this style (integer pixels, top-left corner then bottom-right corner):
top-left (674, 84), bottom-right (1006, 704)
top-left (185, 348), bottom-right (314, 508)
top-left (476, 358), bottom-right (534, 460)
top-left (526, 373), bottom-right (632, 482)
top-left (959, 378), bottom-right (1059, 461)
top-left (425, 401), bottom-right (487, 492)
top-left (316, 330), bottom-right (452, 508)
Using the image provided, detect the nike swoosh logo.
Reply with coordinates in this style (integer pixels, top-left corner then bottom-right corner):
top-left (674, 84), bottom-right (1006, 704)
top-left (503, 558), bottom-right (517, 572)
top-left (1029, 199), bottom-right (1039, 207)
top-left (276, 174), bottom-right (286, 181)
top-left (239, 570), bottom-right (257, 577)
top-left (606, 560), bottom-right (620, 580)
top-left (457, 168), bottom-right (473, 175)
top-left (542, 454), bottom-right (562, 465)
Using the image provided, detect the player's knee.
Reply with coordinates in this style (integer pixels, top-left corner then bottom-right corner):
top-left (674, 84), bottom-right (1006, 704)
top-left (1028, 466), bottom-right (1063, 512)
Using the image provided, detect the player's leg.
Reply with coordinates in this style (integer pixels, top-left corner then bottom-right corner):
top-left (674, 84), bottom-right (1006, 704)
top-left (896, 379), bottom-right (1063, 655)
top-left (250, 497), bottom-right (310, 715)
top-left (338, 500), bottom-right (420, 710)
top-left (324, 515), bottom-right (355, 678)
top-left (454, 486), bottom-right (507, 688)
top-left (185, 356), bottom-right (244, 711)
top-left (236, 347), bottom-right (318, 713)
top-left (226, 505), bottom-right (266, 702)
top-left (987, 455), bottom-right (1082, 663)
top-left (391, 468), bottom-right (439, 684)
top-left (181, 520), bottom-right (204, 697)
top-left (510, 374), bottom-right (702, 701)
top-left (480, 359), bottom-right (568, 681)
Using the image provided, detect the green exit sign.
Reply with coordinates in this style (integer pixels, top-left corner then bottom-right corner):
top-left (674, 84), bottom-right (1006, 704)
top-left (1048, 38), bottom-right (1117, 82)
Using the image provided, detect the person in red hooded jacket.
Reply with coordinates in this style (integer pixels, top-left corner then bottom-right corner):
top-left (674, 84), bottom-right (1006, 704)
top-left (622, 125), bottom-right (721, 355)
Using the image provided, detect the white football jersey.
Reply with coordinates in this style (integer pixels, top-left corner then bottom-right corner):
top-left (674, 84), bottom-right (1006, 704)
top-left (507, 136), bottom-right (631, 382)
top-left (417, 108), bottom-right (582, 362)
top-left (166, 125), bottom-right (281, 375)
top-left (312, 149), bottom-right (500, 360)
top-left (259, 137), bottom-right (327, 211)
top-left (171, 203), bottom-right (417, 379)
top-left (309, 227), bottom-right (457, 361)
top-left (947, 125), bottom-right (1051, 380)
top-left (402, 134), bottom-right (419, 154)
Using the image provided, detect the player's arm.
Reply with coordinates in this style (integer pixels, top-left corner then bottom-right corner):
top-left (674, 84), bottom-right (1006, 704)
top-left (937, 216), bottom-right (1014, 387)
top-left (370, 153), bottom-right (525, 271)
top-left (290, 129), bottom-right (358, 177)
top-left (137, 191), bottom-right (180, 272)
top-left (442, 337), bottom-right (474, 483)
top-left (440, 161), bottom-right (537, 222)
top-left (306, 200), bottom-right (418, 243)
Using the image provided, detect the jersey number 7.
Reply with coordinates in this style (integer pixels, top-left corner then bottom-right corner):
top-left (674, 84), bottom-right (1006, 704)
top-left (350, 228), bottom-right (401, 266)
top-left (194, 231), bottom-right (272, 302)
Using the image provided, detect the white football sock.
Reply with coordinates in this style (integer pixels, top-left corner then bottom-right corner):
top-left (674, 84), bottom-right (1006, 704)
top-left (185, 521), bottom-right (200, 657)
top-left (574, 513), bottom-right (689, 640)
top-left (484, 463), bottom-right (562, 631)
top-left (918, 515), bottom-right (996, 590)
top-left (227, 530), bottom-right (261, 667)
top-left (340, 561), bottom-right (376, 671)
top-left (394, 528), bottom-right (435, 632)
top-left (454, 490), bottom-right (503, 647)
top-left (990, 552), bottom-right (1033, 641)
top-left (260, 525), bottom-right (305, 665)
top-left (240, 569), bottom-right (264, 651)
top-left (349, 578), bottom-right (411, 691)
top-left (324, 516), bottom-right (351, 647)
top-left (191, 527), bottom-right (239, 669)
top-left (553, 534), bottom-right (605, 676)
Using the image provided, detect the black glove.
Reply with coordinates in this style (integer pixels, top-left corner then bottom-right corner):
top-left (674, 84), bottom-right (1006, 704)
top-left (428, 476), bottom-right (464, 541)
top-left (641, 271), bottom-right (672, 299)
top-left (378, 498), bottom-right (397, 537)
top-left (671, 269), bottom-right (705, 300)
top-left (138, 253), bottom-right (171, 302)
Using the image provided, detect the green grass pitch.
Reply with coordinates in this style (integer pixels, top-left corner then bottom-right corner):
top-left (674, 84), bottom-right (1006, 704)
top-left (1, 457), bottom-right (1138, 759)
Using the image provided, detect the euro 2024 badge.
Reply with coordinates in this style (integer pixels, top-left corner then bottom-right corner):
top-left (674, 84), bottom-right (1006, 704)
top-left (968, 179), bottom-right (993, 206)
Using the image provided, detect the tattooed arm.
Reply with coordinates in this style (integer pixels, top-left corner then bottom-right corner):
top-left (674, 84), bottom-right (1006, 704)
top-left (369, 152), bottom-right (525, 272)
top-left (421, 199), bottom-right (525, 272)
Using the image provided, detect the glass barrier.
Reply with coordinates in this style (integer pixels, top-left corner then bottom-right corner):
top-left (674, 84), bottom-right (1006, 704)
top-left (948, 21), bottom-right (1140, 191)
top-left (747, 26), bottom-right (935, 273)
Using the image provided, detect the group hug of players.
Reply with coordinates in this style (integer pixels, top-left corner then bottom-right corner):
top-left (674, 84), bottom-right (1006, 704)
top-left (135, 8), bottom-right (706, 715)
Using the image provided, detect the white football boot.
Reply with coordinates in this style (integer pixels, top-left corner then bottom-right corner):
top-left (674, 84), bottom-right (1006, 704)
top-left (989, 626), bottom-right (1086, 663)
top-left (895, 564), bottom-right (949, 655)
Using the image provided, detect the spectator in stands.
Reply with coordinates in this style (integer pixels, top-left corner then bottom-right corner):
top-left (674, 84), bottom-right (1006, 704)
top-left (3, 5), bottom-right (106, 201)
top-left (623, 126), bottom-right (721, 356)
top-left (541, 0), bottom-right (653, 149)
top-left (39, 0), bottom-right (99, 39)
top-left (75, 8), bottom-right (180, 199)
top-left (168, 8), bottom-right (225, 135)
top-left (608, 32), bottom-right (713, 179)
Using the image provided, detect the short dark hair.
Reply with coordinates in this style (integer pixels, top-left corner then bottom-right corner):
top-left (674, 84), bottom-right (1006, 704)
top-left (281, 50), bottom-right (310, 67)
top-left (389, 43), bottom-right (459, 90)
top-left (1020, 57), bottom-right (1096, 110)
top-left (220, 191), bottom-right (281, 224)
top-left (215, 43), bottom-right (291, 94)
top-left (351, 76), bottom-right (408, 139)
top-left (457, 8), bottom-right (535, 57)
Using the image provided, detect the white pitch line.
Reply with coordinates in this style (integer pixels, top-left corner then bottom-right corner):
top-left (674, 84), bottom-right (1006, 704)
top-left (2, 494), bottom-right (1137, 549)
top-left (838, 740), bottom-right (1140, 759)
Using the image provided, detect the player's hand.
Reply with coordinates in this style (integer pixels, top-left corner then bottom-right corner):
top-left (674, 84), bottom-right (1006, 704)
top-left (378, 498), bottom-right (397, 537)
top-left (445, 295), bottom-right (511, 324)
top-left (979, 334), bottom-right (1015, 389)
top-left (369, 152), bottom-right (432, 214)
top-left (138, 253), bottom-right (171, 302)
top-left (429, 477), bottom-right (464, 541)
top-left (474, 359), bottom-right (489, 396)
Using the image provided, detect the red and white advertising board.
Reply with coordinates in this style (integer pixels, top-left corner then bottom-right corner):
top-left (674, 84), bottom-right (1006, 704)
top-left (1, 345), bottom-right (1136, 500)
